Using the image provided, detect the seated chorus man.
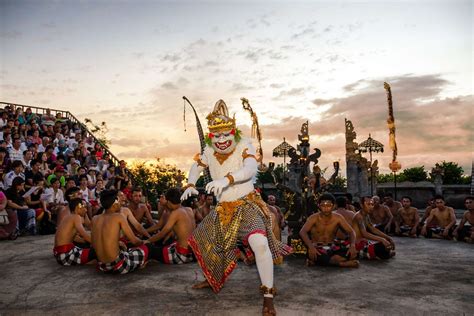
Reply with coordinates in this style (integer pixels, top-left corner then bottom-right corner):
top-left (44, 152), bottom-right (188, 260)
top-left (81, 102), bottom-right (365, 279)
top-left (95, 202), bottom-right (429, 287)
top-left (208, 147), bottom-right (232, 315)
top-left (352, 196), bottom-right (395, 260)
top-left (117, 191), bottom-right (151, 239)
top-left (453, 196), bottom-right (474, 243)
top-left (395, 196), bottom-right (420, 237)
top-left (147, 188), bottom-right (196, 264)
top-left (92, 190), bottom-right (159, 274)
top-left (383, 193), bottom-right (402, 233)
top-left (369, 196), bottom-right (393, 234)
top-left (299, 193), bottom-right (359, 268)
top-left (53, 198), bottom-right (96, 265)
top-left (334, 196), bottom-right (356, 240)
top-left (421, 195), bottom-right (456, 239)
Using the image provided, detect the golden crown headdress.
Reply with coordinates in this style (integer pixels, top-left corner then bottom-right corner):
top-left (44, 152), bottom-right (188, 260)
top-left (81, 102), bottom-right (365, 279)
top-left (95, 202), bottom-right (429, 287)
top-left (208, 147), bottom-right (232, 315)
top-left (206, 99), bottom-right (236, 133)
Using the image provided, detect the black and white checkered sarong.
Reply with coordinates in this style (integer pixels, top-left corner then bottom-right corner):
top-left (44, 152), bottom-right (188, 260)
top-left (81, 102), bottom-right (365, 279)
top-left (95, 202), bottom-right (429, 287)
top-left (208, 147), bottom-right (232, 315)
top-left (97, 245), bottom-right (148, 274)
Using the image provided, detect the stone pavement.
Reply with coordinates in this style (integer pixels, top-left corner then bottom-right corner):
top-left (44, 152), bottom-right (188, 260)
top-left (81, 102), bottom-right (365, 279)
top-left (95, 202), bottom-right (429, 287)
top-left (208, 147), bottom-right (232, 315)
top-left (0, 235), bottom-right (472, 315)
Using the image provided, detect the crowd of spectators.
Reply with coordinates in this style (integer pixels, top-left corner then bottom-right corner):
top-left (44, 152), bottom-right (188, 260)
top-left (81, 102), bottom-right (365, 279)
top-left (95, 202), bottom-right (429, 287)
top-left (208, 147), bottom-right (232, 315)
top-left (0, 105), bottom-right (132, 240)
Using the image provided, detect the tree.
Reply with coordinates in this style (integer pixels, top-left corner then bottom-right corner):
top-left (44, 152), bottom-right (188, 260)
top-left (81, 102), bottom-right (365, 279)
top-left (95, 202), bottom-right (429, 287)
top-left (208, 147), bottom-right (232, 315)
top-left (377, 173), bottom-right (407, 183)
top-left (400, 166), bottom-right (428, 182)
top-left (128, 158), bottom-right (185, 208)
top-left (333, 176), bottom-right (347, 190)
top-left (434, 161), bottom-right (465, 184)
top-left (84, 118), bottom-right (111, 148)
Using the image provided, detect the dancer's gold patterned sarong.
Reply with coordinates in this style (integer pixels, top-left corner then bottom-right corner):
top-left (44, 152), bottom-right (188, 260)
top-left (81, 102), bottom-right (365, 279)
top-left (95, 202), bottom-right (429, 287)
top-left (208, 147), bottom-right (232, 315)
top-left (188, 191), bottom-right (292, 293)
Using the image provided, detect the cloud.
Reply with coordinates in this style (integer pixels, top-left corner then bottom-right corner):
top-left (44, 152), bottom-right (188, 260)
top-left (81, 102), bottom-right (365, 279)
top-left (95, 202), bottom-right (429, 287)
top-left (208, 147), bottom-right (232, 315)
top-left (291, 27), bottom-right (315, 39)
top-left (111, 137), bottom-right (146, 147)
top-left (161, 53), bottom-right (181, 62)
top-left (161, 82), bottom-right (178, 90)
top-left (277, 87), bottom-right (306, 98)
top-left (305, 74), bottom-right (472, 173)
top-left (0, 30), bottom-right (22, 39)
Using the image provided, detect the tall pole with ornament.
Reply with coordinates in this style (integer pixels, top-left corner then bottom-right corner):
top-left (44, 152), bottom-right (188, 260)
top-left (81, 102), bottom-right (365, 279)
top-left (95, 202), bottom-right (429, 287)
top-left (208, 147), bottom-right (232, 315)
top-left (384, 82), bottom-right (401, 199)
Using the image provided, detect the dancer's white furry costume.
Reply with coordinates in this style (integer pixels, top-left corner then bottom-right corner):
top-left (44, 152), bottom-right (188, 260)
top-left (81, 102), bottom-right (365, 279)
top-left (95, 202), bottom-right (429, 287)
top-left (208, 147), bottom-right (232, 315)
top-left (181, 100), bottom-right (291, 294)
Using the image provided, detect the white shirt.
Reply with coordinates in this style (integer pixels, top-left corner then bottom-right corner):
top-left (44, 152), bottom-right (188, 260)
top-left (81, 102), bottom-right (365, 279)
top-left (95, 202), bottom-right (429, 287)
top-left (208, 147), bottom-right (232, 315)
top-left (3, 171), bottom-right (25, 190)
top-left (44, 187), bottom-right (65, 204)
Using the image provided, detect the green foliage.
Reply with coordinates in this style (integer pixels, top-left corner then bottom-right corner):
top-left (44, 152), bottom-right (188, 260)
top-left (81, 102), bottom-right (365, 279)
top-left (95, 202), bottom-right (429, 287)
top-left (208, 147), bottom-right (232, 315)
top-left (333, 176), bottom-right (347, 190)
top-left (256, 168), bottom-right (275, 185)
top-left (377, 173), bottom-right (407, 183)
top-left (84, 118), bottom-right (111, 148)
top-left (434, 161), bottom-right (465, 184)
top-left (128, 158), bottom-right (185, 209)
top-left (460, 175), bottom-right (472, 185)
top-left (400, 166), bottom-right (428, 182)
top-left (377, 161), bottom-right (468, 184)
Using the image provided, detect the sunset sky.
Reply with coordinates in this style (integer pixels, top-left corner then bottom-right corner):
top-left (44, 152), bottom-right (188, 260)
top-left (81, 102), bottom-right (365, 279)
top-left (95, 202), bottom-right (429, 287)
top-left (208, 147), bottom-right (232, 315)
top-left (1, 0), bottom-right (472, 177)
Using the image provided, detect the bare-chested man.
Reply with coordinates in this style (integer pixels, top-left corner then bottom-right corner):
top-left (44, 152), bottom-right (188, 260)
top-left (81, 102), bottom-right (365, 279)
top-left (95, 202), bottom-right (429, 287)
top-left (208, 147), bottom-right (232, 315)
top-left (421, 197), bottom-right (437, 227)
top-left (266, 199), bottom-right (282, 242)
top-left (197, 193), bottom-right (215, 219)
top-left (147, 188), bottom-right (196, 264)
top-left (92, 189), bottom-right (158, 274)
top-left (299, 193), bottom-right (359, 268)
top-left (334, 196), bottom-right (355, 240)
top-left (421, 195), bottom-right (456, 239)
top-left (453, 196), bottom-right (474, 243)
top-left (268, 195), bottom-right (285, 230)
top-left (53, 198), bottom-right (96, 265)
top-left (345, 193), bottom-right (356, 212)
top-left (147, 193), bottom-right (171, 239)
top-left (370, 196), bottom-right (393, 233)
top-left (382, 193), bottom-right (401, 234)
top-left (117, 191), bottom-right (151, 239)
top-left (352, 196), bottom-right (395, 260)
top-left (395, 196), bottom-right (420, 237)
top-left (128, 187), bottom-right (155, 226)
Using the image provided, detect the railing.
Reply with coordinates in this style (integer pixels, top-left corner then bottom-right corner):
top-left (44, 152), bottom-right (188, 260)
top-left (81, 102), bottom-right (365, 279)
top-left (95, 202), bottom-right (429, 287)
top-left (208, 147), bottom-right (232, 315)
top-left (0, 101), bottom-right (137, 188)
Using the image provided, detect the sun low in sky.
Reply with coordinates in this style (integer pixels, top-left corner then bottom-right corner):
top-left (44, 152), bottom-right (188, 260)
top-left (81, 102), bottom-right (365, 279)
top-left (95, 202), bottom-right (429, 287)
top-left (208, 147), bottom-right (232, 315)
top-left (1, 0), bottom-right (472, 176)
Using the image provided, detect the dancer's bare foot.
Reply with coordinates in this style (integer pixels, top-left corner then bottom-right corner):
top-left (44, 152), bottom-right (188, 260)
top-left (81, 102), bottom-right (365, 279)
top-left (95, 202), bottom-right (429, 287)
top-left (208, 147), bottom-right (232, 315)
top-left (192, 280), bottom-right (211, 289)
top-left (262, 297), bottom-right (276, 316)
top-left (338, 260), bottom-right (359, 268)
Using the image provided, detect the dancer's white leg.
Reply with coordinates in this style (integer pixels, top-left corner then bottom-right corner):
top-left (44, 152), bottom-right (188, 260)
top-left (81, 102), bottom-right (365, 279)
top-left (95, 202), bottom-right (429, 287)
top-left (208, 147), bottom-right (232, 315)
top-left (248, 233), bottom-right (274, 298)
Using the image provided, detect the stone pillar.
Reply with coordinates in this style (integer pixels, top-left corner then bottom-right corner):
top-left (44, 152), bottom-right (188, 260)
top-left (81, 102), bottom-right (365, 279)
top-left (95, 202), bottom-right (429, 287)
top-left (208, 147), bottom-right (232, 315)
top-left (346, 160), bottom-right (359, 197)
top-left (430, 166), bottom-right (444, 196)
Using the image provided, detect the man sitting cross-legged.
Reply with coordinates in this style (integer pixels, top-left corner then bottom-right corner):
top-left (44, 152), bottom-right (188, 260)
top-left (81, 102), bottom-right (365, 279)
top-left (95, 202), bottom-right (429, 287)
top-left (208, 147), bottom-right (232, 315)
top-left (421, 195), bottom-right (456, 239)
top-left (117, 190), bottom-right (151, 239)
top-left (92, 189), bottom-right (159, 274)
top-left (395, 196), bottom-right (420, 237)
top-left (299, 193), bottom-right (359, 268)
top-left (53, 198), bottom-right (96, 266)
top-left (453, 196), bottom-right (474, 243)
top-left (334, 196), bottom-right (356, 241)
top-left (369, 196), bottom-right (393, 234)
top-left (352, 196), bottom-right (395, 260)
top-left (147, 188), bottom-right (196, 264)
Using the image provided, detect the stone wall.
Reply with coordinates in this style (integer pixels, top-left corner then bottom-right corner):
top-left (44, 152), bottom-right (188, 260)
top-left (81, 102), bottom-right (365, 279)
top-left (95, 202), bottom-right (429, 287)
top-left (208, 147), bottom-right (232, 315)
top-left (377, 182), bottom-right (470, 209)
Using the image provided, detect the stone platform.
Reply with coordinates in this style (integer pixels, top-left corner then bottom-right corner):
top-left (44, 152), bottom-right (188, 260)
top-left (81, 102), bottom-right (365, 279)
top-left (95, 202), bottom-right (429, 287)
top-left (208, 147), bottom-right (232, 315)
top-left (0, 235), bottom-right (472, 315)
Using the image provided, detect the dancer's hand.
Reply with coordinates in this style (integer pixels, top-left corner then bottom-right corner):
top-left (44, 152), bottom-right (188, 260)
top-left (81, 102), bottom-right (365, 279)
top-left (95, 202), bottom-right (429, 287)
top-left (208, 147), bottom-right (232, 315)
top-left (181, 186), bottom-right (199, 201)
top-left (205, 177), bottom-right (229, 196)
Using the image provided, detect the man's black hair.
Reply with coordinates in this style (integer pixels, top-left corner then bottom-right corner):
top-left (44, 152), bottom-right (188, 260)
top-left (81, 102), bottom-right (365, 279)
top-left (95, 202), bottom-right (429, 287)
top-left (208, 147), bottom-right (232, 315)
top-left (69, 198), bottom-right (83, 214)
top-left (318, 193), bottom-right (336, 204)
top-left (100, 189), bottom-right (118, 210)
top-left (336, 196), bottom-right (347, 208)
top-left (165, 188), bottom-right (181, 205)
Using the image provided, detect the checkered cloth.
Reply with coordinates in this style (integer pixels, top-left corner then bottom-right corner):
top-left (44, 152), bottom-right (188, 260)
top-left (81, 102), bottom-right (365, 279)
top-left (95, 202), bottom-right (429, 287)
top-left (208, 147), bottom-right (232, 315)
top-left (310, 242), bottom-right (351, 266)
top-left (97, 245), bottom-right (148, 274)
top-left (160, 241), bottom-right (195, 264)
top-left (355, 239), bottom-right (391, 260)
top-left (189, 192), bottom-right (292, 293)
top-left (53, 243), bottom-right (92, 266)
